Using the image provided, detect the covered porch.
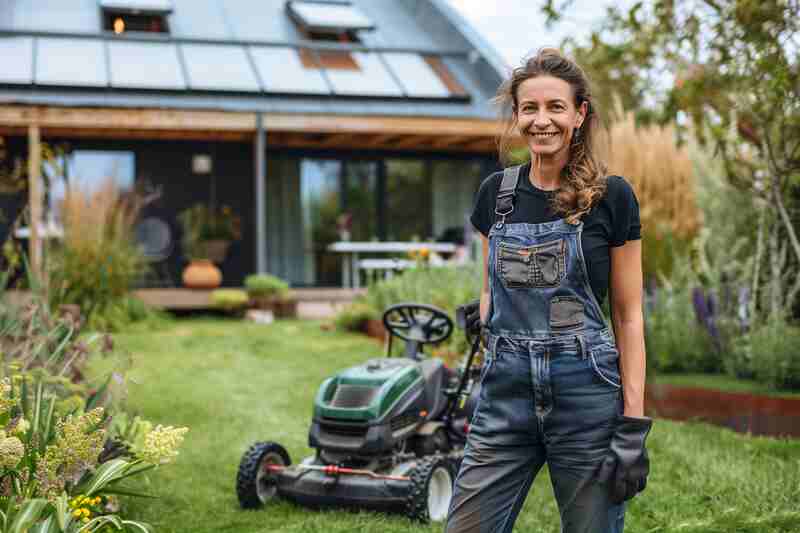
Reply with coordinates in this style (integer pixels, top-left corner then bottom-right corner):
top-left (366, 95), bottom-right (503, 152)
top-left (0, 104), bottom-right (501, 289)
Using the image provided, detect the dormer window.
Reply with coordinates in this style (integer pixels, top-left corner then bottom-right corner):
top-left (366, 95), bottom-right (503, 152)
top-left (100, 0), bottom-right (172, 35)
top-left (287, 1), bottom-right (374, 43)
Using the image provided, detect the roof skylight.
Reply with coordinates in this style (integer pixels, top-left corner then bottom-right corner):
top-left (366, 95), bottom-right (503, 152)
top-left (286, 1), bottom-right (374, 36)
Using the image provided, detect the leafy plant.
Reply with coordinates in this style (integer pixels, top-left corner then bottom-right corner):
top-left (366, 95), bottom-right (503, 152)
top-left (177, 204), bottom-right (241, 260)
top-left (243, 274), bottom-right (289, 300)
top-left (730, 319), bottom-right (800, 390)
top-left (334, 302), bottom-right (378, 332)
top-left (357, 264), bottom-right (481, 355)
top-left (210, 289), bottom-right (249, 313)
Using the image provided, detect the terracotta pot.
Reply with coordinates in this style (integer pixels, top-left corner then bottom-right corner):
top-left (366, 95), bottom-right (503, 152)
top-left (182, 259), bottom-right (222, 289)
top-left (248, 296), bottom-right (298, 318)
top-left (202, 240), bottom-right (231, 264)
top-left (364, 318), bottom-right (387, 342)
top-left (273, 298), bottom-right (298, 319)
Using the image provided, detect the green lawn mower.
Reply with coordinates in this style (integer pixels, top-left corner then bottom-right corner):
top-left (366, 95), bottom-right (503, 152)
top-left (236, 302), bottom-right (482, 523)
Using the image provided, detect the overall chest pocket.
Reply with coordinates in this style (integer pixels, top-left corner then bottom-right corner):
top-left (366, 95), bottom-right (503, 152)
top-left (498, 239), bottom-right (566, 288)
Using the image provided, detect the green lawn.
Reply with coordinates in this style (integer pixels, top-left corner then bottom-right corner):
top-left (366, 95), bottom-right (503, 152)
top-left (93, 318), bottom-right (800, 533)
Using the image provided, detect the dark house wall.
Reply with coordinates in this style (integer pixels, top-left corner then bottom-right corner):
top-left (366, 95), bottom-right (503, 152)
top-left (0, 136), bottom-right (257, 288)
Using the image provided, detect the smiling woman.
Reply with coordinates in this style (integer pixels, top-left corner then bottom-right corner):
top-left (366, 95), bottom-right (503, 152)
top-left (445, 48), bottom-right (649, 533)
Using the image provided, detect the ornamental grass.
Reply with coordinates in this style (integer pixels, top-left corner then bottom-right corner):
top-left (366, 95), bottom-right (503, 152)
top-left (48, 177), bottom-right (148, 329)
top-left (605, 109), bottom-right (702, 281)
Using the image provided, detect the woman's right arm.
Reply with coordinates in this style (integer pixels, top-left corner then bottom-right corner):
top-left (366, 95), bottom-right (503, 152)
top-left (479, 234), bottom-right (490, 323)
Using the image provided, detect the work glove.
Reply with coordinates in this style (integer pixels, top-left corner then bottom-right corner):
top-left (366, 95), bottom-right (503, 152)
top-left (455, 299), bottom-right (482, 336)
top-left (596, 415), bottom-right (653, 505)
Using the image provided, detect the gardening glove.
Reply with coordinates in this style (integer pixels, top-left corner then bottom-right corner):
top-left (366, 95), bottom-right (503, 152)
top-left (456, 299), bottom-right (482, 336)
top-left (596, 415), bottom-right (653, 505)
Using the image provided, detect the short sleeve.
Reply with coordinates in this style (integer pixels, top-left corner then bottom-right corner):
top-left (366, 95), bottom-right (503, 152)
top-left (470, 173), bottom-right (500, 237)
top-left (608, 176), bottom-right (642, 247)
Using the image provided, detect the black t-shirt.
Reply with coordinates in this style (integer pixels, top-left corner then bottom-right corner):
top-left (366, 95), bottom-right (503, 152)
top-left (470, 162), bottom-right (641, 307)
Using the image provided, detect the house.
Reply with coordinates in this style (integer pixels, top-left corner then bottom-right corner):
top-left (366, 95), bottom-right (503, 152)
top-left (0, 0), bottom-right (507, 292)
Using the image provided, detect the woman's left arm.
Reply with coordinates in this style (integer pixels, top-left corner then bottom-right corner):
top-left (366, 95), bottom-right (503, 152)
top-left (609, 239), bottom-right (646, 418)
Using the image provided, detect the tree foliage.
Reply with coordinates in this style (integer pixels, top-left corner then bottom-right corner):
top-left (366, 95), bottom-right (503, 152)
top-left (544, 0), bottom-right (800, 318)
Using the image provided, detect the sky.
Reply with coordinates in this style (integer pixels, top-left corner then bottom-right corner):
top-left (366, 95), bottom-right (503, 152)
top-left (446, 0), bottom-right (632, 68)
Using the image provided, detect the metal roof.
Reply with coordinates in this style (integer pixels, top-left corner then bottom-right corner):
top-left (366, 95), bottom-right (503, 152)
top-left (0, 0), bottom-right (507, 120)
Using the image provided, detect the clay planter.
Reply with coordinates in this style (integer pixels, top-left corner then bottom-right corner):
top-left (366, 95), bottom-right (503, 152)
top-left (249, 295), bottom-right (298, 319)
top-left (364, 318), bottom-right (387, 342)
top-left (272, 298), bottom-right (298, 319)
top-left (182, 259), bottom-right (222, 289)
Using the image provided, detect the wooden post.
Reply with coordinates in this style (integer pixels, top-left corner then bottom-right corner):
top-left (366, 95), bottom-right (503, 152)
top-left (27, 124), bottom-right (42, 281)
top-left (255, 113), bottom-right (267, 274)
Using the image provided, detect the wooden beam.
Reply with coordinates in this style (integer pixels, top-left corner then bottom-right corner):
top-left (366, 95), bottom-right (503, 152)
top-left (27, 124), bottom-right (42, 282)
top-left (0, 105), bottom-right (503, 137)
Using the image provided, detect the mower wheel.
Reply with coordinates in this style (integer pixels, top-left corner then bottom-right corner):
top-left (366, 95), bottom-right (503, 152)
top-left (406, 455), bottom-right (454, 523)
top-left (236, 441), bottom-right (291, 509)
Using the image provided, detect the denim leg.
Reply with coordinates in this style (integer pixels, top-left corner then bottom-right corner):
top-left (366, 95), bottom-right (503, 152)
top-left (445, 350), bottom-right (545, 533)
top-left (544, 348), bottom-right (626, 533)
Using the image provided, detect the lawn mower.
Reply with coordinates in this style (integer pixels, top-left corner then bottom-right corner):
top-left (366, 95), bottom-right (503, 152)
top-left (235, 302), bottom-right (483, 523)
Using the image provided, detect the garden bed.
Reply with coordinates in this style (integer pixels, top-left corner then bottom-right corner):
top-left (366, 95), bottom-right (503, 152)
top-left (646, 380), bottom-right (800, 438)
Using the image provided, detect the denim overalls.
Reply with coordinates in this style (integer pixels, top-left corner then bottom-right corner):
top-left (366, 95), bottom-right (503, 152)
top-left (445, 165), bottom-right (626, 533)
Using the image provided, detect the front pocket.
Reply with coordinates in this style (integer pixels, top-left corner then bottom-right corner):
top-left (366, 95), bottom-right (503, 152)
top-left (589, 347), bottom-right (621, 389)
top-left (550, 296), bottom-right (585, 330)
top-left (498, 239), bottom-right (566, 289)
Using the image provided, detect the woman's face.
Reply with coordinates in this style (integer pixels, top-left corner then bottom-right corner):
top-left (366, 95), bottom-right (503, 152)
top-left (514, 75), bottom-right (587, 159)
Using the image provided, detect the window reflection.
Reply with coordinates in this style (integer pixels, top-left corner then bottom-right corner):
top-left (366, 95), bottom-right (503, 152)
top-left (385, 159), bottom-right (430, 241)
top-left (47, 150), bottom-right (135, 223)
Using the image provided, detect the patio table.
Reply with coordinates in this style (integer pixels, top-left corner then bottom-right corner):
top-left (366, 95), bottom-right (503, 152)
top-left (327, 241), bottom-right (457, 288)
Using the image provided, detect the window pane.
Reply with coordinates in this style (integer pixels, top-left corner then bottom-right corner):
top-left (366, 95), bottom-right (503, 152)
top-left (342, 161), bottom-right (378, 241)
top-left (109, 41), bottom-right (185, 89)
top-left (100, 0), bottom-right (173, 14)
top-left (431, 160), bottom-right (482, 243)
top-left (49, 150), bottom-right (135, 222)
top-left (287, 1), bottom-right (374, 32)
top-left (382, 53), bottom-right (449, 98)
top-left (180, 44), bottom-right (260, 92)
top-left (249, 46), bottom-right (329, 94)
top-left (0, 37), bottom-right (33, 84)
top-left (325, 52), bottom-right (403, 97)
top-left (301, 159), bottom-right (342, 286)
top-left (36, 38), bottom-right (107, 87)
top-left (385, 160), bottom-right (430, 241)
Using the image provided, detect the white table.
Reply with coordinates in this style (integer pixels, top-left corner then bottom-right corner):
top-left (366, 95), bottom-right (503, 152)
top-left (327, 241), bottom-right (457, 288)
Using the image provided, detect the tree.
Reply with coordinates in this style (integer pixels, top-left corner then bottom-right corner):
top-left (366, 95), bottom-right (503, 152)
top-left (544, 0), bottom-right (800, 318)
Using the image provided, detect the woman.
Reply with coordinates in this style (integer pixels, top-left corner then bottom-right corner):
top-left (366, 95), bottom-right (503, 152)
top-left (445, 48), bottom-right (652, 533)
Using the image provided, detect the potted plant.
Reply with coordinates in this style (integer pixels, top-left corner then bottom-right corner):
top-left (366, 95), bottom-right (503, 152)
top-left (178, 204), bottom-right (241, 289)
top-left (244, 274), bottom-right (296, 318)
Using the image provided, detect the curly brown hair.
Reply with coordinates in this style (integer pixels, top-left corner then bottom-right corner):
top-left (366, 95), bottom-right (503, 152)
top-left (495, 48), bottom-right (608, 224)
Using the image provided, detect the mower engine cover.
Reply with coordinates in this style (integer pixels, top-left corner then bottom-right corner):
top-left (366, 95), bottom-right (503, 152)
top-left (309, 357), bottom-right (449, 455)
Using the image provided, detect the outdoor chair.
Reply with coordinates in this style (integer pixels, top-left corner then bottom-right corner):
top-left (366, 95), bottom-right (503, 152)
top-left (134, 216), bottom-right (175, 288)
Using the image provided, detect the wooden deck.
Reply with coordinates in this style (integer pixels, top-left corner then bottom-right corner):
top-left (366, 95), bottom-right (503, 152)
top-left (4, 288), bottom-right (364, 319)
top-left (132, 287), bottom-right (365, 318)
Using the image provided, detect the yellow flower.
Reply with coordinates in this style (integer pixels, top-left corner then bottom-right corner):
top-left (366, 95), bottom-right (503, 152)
top-left (72, 510), bottom-right (82, 518)
top-left (138, 425), bottom-right (189, 465)
top-left (0, 436), bottom-right (24, 469)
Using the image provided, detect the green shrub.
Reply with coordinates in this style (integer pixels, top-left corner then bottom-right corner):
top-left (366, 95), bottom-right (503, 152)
top-left (211, 289), bottom-right (249, 312)
top-left (360, 264), bottom-right (481, 354)
top-left (244, 273), bottom-right (290, 299)
top-left (334, 302), bottom-right (378, 332)
top-left (731, 319), bottom-right (800, 390)
top-left (645, 286), bottom-right (719, 373)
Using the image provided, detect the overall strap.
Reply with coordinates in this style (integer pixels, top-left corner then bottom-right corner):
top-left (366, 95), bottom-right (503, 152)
top-left (494, 165), bottom-right (522, 228)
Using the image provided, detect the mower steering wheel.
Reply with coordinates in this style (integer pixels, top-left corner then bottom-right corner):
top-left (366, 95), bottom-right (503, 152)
top-left (382, 303), bottom-right (454, 345)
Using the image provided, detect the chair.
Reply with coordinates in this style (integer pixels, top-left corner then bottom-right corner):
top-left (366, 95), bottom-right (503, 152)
top-left (134, 217), bottom-right (175, 288)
